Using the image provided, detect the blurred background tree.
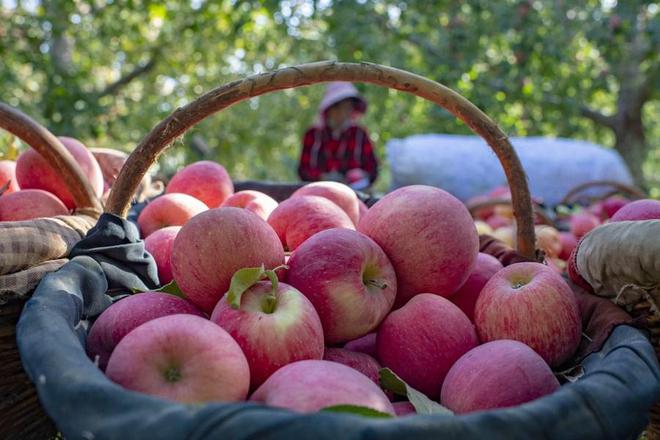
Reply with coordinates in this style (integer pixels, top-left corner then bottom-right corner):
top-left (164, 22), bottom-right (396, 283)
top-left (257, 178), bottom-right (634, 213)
top-left (0, 0), bottom-right (658, 194)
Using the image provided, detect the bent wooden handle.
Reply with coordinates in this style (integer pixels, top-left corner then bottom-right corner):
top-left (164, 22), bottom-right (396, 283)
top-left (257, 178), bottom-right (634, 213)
top-left (0, 102), bottom-right (102, 214)
top-left (106, 61), bottom-right (537, 259)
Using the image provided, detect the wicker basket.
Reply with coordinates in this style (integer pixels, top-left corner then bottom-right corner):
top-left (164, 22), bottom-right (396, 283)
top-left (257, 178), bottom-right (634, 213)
top-left (18, 61), bottom-right (658, 439)
top-left (559, 179), bottom-right (646, 206)
top-left (0, 102), bottom-right (102, 440)
top-left (105, 62), bottom-right (660, 437)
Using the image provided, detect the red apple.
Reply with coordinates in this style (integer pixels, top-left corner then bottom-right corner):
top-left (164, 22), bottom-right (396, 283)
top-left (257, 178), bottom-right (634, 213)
top-left (0, 189), bottom-right (68, 221)
top-left (569, 212), bottom-right (600, 239)
top-left (0, 160), bottom-right (19, 194)
top-left (211, 279), bottom-right (324, 389)
top-left (450, 253), bottom-right (503, 322)
top-left (171, 207), bottom-right (285, 314)
top-left (475, 262), bottom-right (581, 367)
top-left (268, 195), bottom-right (354, 251)
top-left (610, 199), bottom-right (660, 221)
top-left (440, 340), bottom-right (560, 414)
top-left (323, 348), bottom-right (381, 385)
top-left (137, 193), bottom-right (208, 237)
top-left (588, 200), bottom-right (605, 220)
top-left (221, 190), bottom-right (278, 220)
top-left (286, 228), bottom-right (396, 343)
top-left (558, 232), bottom-right (578, 261)
top-left (343, 332), bottom-right (378, 359)
top-left (166, 160), bottom-right (234, 208)
top-left (392, 401), bottom-right (416, 417)
top-left (144, 226), bottom-right (181, 284)
top-left (601, 196), bottom-right (629, 219)
top-left (106, 314), bottom-right (249, 403)
top-left (377, 294), bottom-right (478, 399)
top-left (358, 185), bottom-right (479, 308)
top-left (357, 198), bottom-right (368, 220)
top-left (466, 194), bottom-right (495, 221)
top-left (486, 214), bottom-right (511, 230)
top-left (90, 147), bottom-right (127, 188)
top-left (292, 181), bottom-right (360, 225)
top-left (86, 291), bottom-right (204, 370)
top-left (488, 186), bottom-right (511, 199)
top-left (15, 136), bottom-right (104, 209)
top-left (250, 359), bottom-right (394, 415)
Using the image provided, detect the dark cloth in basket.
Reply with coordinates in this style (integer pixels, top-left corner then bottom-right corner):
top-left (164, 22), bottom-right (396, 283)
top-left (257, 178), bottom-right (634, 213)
top-left (16, 214), bottom-right (660, 440)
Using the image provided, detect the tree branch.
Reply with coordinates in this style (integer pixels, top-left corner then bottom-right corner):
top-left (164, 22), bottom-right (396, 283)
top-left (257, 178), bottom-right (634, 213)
top-left (580, 106), bottom-right (616, 128)
top-left (98, 56), bottom-right (158, 97)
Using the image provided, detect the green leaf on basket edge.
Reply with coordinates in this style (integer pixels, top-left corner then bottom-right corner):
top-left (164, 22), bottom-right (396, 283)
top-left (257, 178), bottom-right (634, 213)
top-left (155, 280), bottom-right (186, 298)
top-left (379, 368), bottom-right (454, 416)
top-left (321, 404), bottom-right (393, 419)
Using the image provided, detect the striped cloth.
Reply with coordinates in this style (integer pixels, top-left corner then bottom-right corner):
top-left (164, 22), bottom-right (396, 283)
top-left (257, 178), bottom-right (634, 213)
top-left (0, 215), bottom-right (96, 302)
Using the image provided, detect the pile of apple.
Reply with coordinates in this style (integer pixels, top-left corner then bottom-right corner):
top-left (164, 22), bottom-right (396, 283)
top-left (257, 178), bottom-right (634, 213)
top-left (469, 186), bottom-right (660, 274)
top-left (0, 137), bottom-right (128, 221)
top-left (86, 160), bottom-right (592, 417)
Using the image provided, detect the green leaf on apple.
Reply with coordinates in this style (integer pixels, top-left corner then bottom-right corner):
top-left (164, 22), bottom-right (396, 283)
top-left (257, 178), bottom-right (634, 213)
top-left (226, 265), bottom-right (271, 309)
top-left (379, 368), bottom-right (454, 416)
top-left (155, 280), bottom-right (186, 299)
top-left (129, 280), bottom-right (186, 298)
top-left (225, 264), bottom-right (288, 310)
top-left (321, 404), bottom-right (393, 419)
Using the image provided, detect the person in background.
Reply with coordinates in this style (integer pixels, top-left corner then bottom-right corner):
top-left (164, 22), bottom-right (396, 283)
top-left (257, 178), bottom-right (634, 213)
top-left (298, 82), bottom-right (378, 190)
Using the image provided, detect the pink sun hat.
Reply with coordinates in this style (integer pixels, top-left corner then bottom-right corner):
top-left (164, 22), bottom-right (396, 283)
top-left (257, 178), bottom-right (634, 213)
top-left (318, 82), bottom-right (368, 115)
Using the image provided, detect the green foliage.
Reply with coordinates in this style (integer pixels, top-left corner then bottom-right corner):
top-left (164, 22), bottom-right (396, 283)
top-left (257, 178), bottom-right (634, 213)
top-left (224, 264), bottom-right (285, 310)
top-left (0, 1), bottom-right (657, 194)
top-left (379, 367), bottom-right (454, 416)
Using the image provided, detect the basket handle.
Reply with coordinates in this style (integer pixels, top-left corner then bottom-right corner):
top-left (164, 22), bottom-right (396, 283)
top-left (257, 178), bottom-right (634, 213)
top-left (0, 102), bottom-right (102, 214)
top-left (107, 61), bottom-right (537, 259)
top-left (560, 179), bottom-right (646, 206)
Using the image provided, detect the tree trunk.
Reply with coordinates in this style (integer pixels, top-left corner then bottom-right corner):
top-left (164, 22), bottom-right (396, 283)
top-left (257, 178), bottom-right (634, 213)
top-left (612, 42), bottom-right (649, 190)
top-left (614, 120), bottom-right (647, 189)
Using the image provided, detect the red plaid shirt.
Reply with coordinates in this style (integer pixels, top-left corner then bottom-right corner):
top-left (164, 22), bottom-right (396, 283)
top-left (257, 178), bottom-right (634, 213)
top-left (298, 125), bottom-right (378, 183)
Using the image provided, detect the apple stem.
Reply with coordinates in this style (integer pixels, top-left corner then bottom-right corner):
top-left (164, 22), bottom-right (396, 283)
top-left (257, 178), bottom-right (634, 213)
top-left (365, 279), bottom-right (388, 290)
top-left (164, 366), bottom-right (181, 383)
top-left (261, 294), bottom-right (278, 314)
